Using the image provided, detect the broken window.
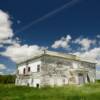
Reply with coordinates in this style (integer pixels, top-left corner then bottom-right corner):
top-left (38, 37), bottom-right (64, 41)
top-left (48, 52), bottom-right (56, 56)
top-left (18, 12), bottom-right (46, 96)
top-left (37, 65), bottom-right (40, 72)
top-left (28, 67), bottom-right (30, 72)
top-left (87, 74), bottom-right (90, 83)
top-left (78, 73), bottom-right (84, 84)
top-left (36, 83), bottom-right (39, 88)
top-left (23, 68), bottom-right (25, 74)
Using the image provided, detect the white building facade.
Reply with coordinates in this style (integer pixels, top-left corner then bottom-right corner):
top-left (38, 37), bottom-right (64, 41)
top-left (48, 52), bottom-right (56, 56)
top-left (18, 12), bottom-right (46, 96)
top-left (15, 51), bottom-right (96, 87)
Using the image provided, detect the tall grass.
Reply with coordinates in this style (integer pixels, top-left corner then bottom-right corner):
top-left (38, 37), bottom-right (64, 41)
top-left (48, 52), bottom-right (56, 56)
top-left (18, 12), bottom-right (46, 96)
top-left (0, 83), bottom-right (100, 100)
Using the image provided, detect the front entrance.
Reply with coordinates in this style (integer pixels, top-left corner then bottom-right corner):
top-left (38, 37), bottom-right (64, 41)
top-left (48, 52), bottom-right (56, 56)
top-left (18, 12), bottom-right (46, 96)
top-left (78, 73), bottom-right (84, 84)
top-left (87, 74), bottom-right (90, 83)
top-left (36, 83), bottom-right (39, 88)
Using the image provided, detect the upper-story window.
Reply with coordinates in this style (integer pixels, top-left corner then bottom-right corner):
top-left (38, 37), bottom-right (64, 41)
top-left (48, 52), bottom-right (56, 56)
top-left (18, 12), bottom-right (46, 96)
top-left (23, 68), bottom-right (25, 74)
top-left (28, 67), bottom-right (30, 72)
top-left (37, 65), bottom-right (40, 72)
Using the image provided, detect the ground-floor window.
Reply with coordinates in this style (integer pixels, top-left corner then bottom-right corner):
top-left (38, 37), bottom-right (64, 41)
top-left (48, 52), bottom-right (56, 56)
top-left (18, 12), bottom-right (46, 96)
top-left (87, 74), bottom-right (90, 83)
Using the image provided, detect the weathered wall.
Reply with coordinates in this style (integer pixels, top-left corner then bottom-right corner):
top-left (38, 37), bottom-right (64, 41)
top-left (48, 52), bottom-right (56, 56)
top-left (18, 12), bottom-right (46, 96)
top-left (41, 55), bottom-right (73, 86)
top-left (16, 58), bottom-right (42, 87)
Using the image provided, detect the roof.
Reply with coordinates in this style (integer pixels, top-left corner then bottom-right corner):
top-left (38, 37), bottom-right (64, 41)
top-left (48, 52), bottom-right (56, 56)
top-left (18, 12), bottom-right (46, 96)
top-left (17, 50), bottom-right (97, 65)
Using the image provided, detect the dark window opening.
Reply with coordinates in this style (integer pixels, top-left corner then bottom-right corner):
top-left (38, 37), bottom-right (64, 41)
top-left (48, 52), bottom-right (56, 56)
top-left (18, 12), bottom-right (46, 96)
top-left (28, 67), bottom-right (30, 72)
top-left (23, 68), bottom-right (25, 74)
top-left (78, 73), bottom-right (83, 76)
top-left (27, 83), bottom-right (29, 86)
top-left (36, 83), bottom-right (39, 88)
top-left (37, 65), bottom-right (40, 72)
top-left (78, 73), bottom-right (85, 84)
top-left (87, 74), bottom-right (90, 83)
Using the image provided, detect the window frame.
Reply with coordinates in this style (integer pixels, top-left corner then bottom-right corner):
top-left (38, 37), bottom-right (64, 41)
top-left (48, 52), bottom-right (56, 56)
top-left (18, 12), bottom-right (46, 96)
top-left (28, 67), bottom-right (31, 72)
top-left (37, 65), bottom-right (40, 72)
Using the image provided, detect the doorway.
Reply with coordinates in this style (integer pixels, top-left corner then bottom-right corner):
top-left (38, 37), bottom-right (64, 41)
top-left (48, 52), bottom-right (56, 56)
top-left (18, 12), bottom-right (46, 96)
top-left (36, 83), bottom-right (39, 88)
top-left (78, 73), bottom-right (84, 84)
top-left (87, 74), bottom-right (90, 83)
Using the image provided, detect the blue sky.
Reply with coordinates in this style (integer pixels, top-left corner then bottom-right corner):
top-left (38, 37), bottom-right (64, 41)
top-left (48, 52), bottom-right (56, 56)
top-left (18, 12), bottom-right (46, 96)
top-left (0, 0), bottom-right (100, 78)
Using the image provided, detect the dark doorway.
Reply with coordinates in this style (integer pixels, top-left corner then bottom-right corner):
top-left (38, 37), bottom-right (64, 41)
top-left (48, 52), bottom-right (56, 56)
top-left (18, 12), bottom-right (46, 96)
top-left (27, 83), bottom-right (29, 86)
top-left (36, 83), bottom-right (39, 88)
top-left (87, 74), bottom-right (90, 83)
top-left (78, 73), bottom-right (84, 84)
top-left (23, 68), bottom-right (25, 75)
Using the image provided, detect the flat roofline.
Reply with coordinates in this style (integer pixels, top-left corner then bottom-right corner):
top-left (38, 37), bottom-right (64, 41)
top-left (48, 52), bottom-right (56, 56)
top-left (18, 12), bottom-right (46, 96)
top-left (17, 50), bottom-right (96, 65)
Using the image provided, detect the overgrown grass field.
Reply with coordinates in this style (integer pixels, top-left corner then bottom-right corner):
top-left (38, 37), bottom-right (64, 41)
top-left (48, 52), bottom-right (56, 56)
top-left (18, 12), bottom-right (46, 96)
top-left (0, 83), bottom-right (100, 100)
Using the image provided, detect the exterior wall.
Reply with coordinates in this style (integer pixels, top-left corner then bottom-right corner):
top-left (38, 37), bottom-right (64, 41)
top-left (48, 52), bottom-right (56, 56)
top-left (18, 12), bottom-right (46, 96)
top-left (30, 78), bottom-right (41, 87)
top-left (41, 55), bottom-right (73, 86)
top-left (17, 65), bottom-right (26, 75)
top-left (28, 60), bottom-right (42, 73)
top-left (75, 61), bottom-right (96, 84)
top-left (16, 58), bottom-right (42, 87)
top-left (17, 59), bottom-right (42, 74)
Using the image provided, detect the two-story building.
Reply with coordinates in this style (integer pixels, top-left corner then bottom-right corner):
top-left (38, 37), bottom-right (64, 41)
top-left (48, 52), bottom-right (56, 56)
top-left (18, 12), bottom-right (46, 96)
top-left (15, 50), bottom-right (96, 87)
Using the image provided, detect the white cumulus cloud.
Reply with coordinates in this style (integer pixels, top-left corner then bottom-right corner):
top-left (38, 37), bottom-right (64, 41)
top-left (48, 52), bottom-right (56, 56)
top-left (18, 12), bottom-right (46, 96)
top-left (2, 43), bottom-right (43, 63)
top-left (74, 47), bottom-right (100, 66)
top-left (0, 10), bottom-right (14, 43)
top-left (97, 35), bottom-right (100, 38)
top-left (0, 64), bottom-right (6, 70)
top-left (51, 35), bottom-right (71, 49)
top-left (74, 37), bottom-right (96, 50)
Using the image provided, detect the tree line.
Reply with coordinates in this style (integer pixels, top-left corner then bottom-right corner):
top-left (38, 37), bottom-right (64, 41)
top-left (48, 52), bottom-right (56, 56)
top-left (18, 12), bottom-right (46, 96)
top-left (0, 75), bottom-right (16, 84)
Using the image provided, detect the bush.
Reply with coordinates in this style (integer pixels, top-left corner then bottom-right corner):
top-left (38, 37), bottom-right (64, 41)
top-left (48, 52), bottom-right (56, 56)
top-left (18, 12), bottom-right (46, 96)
top-left (0, 75), bottom-right (16, 84)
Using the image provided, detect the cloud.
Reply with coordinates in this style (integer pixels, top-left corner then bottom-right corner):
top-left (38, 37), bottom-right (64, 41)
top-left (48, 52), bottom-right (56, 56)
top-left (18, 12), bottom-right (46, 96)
top-left (74, 47), bottom-right (100, 66)
top-left (0, 10), bottom-right (14, 43)
top-left (74, 37), bottom-right (96, 50)
top-left (2, 43), bottom-right (43, 63)
top-left (52, 35), bottom-right (71, 49)
top-left (0, 64), bottom-right (6, 70)
top-left (97, 35), bottom-right (100, 38)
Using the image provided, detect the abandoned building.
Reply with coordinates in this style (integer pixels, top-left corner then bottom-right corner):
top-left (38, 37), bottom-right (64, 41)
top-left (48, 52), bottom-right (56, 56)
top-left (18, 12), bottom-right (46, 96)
top-left (15, 50), bottom-right (96, 87)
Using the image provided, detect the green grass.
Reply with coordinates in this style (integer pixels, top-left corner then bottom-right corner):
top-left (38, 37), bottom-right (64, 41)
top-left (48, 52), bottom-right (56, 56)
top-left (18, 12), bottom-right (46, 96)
top-left (0, 83), bottom-right (100, 100)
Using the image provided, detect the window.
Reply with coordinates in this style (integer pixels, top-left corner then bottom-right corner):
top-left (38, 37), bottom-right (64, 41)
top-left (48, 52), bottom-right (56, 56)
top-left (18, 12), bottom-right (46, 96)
top-left (36, 83), bottom-right (39, 88)
top-left (23, 68), bottom-right (25, 74)
top-left (28, 67), bottom-right (30, 72)
top-left (87, 74), bottom-right (90, 83)
top-left (37, 65), bottom-right (40, 72)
